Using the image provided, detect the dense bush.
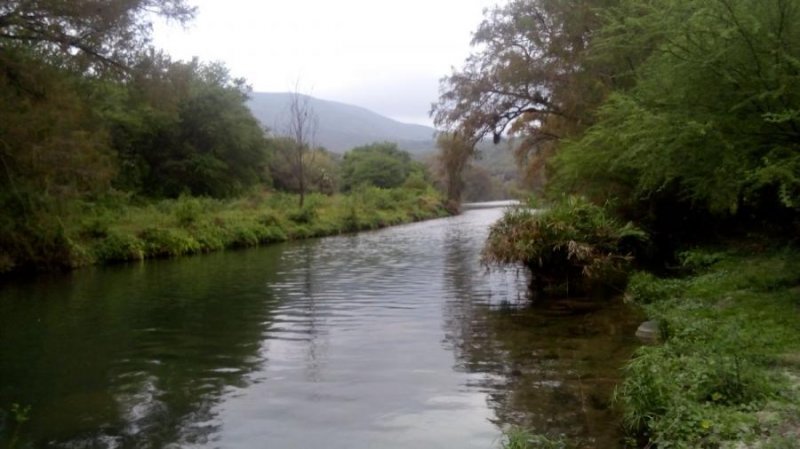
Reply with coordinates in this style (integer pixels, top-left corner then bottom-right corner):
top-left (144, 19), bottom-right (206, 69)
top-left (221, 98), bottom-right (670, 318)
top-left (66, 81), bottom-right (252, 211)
top-left (340, 142), bottom-right (414, 191)
top-left (550, 0), bottom-right (800, 236)
top-left (483, 196), bottom-right (647, 295)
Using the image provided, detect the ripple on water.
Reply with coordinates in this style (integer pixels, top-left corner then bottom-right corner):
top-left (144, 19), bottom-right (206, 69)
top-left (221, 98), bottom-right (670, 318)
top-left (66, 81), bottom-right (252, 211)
top-left (0, 205), bottom-right (641, 449)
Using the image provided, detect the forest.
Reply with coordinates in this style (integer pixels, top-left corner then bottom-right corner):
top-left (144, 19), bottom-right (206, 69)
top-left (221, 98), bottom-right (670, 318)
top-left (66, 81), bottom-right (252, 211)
top-left (0, 0), bottom-right (453, 275)
top-left (431, 0), bottom-right (800, 447)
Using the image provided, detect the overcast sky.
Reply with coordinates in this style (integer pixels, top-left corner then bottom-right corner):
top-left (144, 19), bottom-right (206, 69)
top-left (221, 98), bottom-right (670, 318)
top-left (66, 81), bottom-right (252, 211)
top-left (152, 0), bottom-right (501, 126)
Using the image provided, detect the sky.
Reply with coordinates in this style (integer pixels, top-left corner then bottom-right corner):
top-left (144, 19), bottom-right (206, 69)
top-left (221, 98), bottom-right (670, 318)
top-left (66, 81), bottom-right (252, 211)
top-left (152, 0), bottom-right (501, 126)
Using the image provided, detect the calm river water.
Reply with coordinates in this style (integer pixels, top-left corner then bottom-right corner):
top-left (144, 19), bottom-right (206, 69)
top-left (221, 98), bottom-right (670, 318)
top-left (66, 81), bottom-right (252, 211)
top-left (0, 203), bottom-right (641, 449)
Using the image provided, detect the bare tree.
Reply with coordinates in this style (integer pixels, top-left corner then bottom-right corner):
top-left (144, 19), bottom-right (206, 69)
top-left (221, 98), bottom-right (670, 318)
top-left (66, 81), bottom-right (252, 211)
top-left (282, 85), bottom-right (318, 207)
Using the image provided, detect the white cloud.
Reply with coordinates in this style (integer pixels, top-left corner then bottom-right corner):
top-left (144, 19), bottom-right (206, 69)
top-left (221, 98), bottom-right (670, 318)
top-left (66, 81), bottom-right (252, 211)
top-left (152, 0), bottom-right (501, 125)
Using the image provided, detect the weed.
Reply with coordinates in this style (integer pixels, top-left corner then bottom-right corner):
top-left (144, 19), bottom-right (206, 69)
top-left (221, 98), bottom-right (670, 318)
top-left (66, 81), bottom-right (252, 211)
top-left (173, 195), bottom-right (204, 226)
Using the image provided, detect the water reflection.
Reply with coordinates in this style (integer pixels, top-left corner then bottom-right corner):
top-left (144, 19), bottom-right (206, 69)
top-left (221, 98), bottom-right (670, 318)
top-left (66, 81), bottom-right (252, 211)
top-left (440, 216), bottom-right (642, 448)
top-left (1, 206), bottom-right (641, 449)
top-left (204, 217), bottom-right (500, 449)
top-left (0, 248), bottom-right (284, 448)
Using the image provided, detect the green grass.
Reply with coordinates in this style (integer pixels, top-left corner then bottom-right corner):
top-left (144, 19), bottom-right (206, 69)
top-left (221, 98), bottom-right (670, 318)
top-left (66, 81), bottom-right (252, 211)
top-left (1, 186), bottom-right (448, 273)
top-left (618, 247), bottom-right (800, 448)
top-left (500, 428), bottom-right (572, 449)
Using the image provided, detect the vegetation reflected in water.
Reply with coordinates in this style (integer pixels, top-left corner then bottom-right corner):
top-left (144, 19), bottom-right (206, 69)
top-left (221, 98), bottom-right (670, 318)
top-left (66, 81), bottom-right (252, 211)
top-left (1, 206), bottom-right (641, 448)
top-left (441, 221), bottom-right (643, 448)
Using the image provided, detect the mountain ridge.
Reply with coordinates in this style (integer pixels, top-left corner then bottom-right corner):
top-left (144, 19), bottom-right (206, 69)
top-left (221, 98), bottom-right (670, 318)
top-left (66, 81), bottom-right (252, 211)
top-left (247, 92), bottom-right (436, 153)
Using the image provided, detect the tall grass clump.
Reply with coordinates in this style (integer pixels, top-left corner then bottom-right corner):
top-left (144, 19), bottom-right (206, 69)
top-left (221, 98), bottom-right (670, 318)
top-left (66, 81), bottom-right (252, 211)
top-left (483, 196), bottom-right (647, 296)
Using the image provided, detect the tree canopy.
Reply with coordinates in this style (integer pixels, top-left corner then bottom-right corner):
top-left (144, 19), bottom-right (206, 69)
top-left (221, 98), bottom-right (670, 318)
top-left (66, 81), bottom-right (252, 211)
top-left (432, 0), bottom-right (617, 170)
top-left (0, 0), bottom-right (195, 71)
top-left (553, 0), bottom-right (800, 214)
top-left (436, 0), bottom-right (800, 237)
top-left (340, 142), bottom-right (414, 191)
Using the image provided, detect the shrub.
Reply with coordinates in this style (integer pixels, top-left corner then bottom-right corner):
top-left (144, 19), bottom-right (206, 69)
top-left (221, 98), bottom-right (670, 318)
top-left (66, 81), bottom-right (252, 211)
top-left (287, 206), bottom-right (317, 224)
top-left (173, 195), bottom-right (204, 226)
top-left (258, 211), bottom-right (283, 228)
top-left (483, 196), bottom-right (647, 295)
top-left (93, 232), bottom-right (145, 262)
top-left (79, 214), bottom-right (113, 239)
top-left (138, 227), bottom-right (200, 257)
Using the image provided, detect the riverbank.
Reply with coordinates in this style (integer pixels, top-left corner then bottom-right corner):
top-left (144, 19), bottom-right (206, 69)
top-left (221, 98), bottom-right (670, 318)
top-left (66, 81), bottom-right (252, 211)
top-left (0, 186), bottom-right (449, 275)
top-left (497, 245), bottom-right (800, 449)
top-left (618, 246), bottom-right (800, 448)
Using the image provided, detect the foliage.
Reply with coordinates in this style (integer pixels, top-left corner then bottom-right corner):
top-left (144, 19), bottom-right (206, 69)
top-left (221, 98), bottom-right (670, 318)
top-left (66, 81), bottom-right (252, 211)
top-left (551, 0), bottom-right (800, 221)
top-left (0, 1), bottom-right (270, 268)
top-left (483, 196), bottom-right (646, 295)
top-left (0, 50), bottom-right (116, 200)
top-left (626, 272), bottom-right (686, 305)
top-left (0, 188), bottom-right (448, 274)
top-left (618, 249), bottom-right (800, 448)
top-left (432, 0), bottom-right (618, 183)
top-left (340, 142), bottom-right (414, 191)
top-left (435, 132), bottom-right (475, 206)
top-left (104, 57), bottom-right (269, 198)
top-left (268, 138), bottom-right (340, 195)
top-left (0, 0), bottom-right (195, 71)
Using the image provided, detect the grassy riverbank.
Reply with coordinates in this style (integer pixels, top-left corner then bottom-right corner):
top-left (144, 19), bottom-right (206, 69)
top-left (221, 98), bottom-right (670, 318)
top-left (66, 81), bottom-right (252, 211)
top-left (0, 186), bottom-right (448, 274)
top-left (496, 245), bottom-right (800, 449)
top-left (617, 246), bottom-right (800, 448)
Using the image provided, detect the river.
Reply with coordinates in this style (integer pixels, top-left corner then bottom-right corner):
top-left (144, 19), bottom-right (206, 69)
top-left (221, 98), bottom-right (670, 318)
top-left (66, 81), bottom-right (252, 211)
top-left (0, 203), bottom-right (641, 449)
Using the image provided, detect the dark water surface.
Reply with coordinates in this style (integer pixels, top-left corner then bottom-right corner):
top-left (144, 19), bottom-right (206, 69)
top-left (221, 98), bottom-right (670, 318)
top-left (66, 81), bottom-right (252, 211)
top-left (0, 204), bottom-right (642, 448)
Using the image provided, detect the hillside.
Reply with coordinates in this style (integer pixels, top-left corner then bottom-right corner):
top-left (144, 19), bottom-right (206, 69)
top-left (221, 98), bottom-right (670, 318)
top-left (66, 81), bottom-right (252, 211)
top-left (247, 92), bottom-right (436, 153)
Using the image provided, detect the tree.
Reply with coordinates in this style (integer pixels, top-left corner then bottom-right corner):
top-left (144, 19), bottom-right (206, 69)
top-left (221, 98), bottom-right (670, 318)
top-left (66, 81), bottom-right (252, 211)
top-left (0, 0), bottom-right (195, 71)
top-left (436, 133), bottom-right (475, 207)
top-left (462, 164), bottom-right (498, 202)
top-left (552, 0), bottom-right (800, 220)
top-left (268, 140), bottom-right (340, 195)
top-left (99, 57), bottom-right (268, 197)
top-left (431, 0), bottom-right (618, 182)
top-left (279, 89), bottom-right (318, 207)
top-left (340, 142), bottom-right (413, 191)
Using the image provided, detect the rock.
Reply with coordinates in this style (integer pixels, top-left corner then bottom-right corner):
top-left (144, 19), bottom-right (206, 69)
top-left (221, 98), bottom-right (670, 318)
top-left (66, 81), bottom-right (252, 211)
top-left (635, 320), bottom-right (660, 343)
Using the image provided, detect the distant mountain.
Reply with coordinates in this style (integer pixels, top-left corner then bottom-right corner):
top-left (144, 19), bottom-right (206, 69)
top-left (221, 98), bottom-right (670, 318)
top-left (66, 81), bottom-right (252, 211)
top-left (247, 92), bottom-right (436, 154)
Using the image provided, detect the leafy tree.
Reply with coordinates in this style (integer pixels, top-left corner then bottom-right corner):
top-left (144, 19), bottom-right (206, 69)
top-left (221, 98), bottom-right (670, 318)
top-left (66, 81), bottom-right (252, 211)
top-left (161, 62), bottom-right (267, 197)
top-left (462, 164), bottom-right (498, 202)
top-left (435, 133), bottom-right (474, 205)
top-left (552, 0), bottom-right (800, 219)
top-left (0, 49), bottom-right (119, 272)
top-left (340, 142), bottom-right (414, 191)
top-left (432, 0), bottom-right (618, 183)
top-left (0, 0), bottom-right (195, 71)
top-left (0, 51), bottom-right (115, 201)
top-left (98, 57), bottom-right (268, 197)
